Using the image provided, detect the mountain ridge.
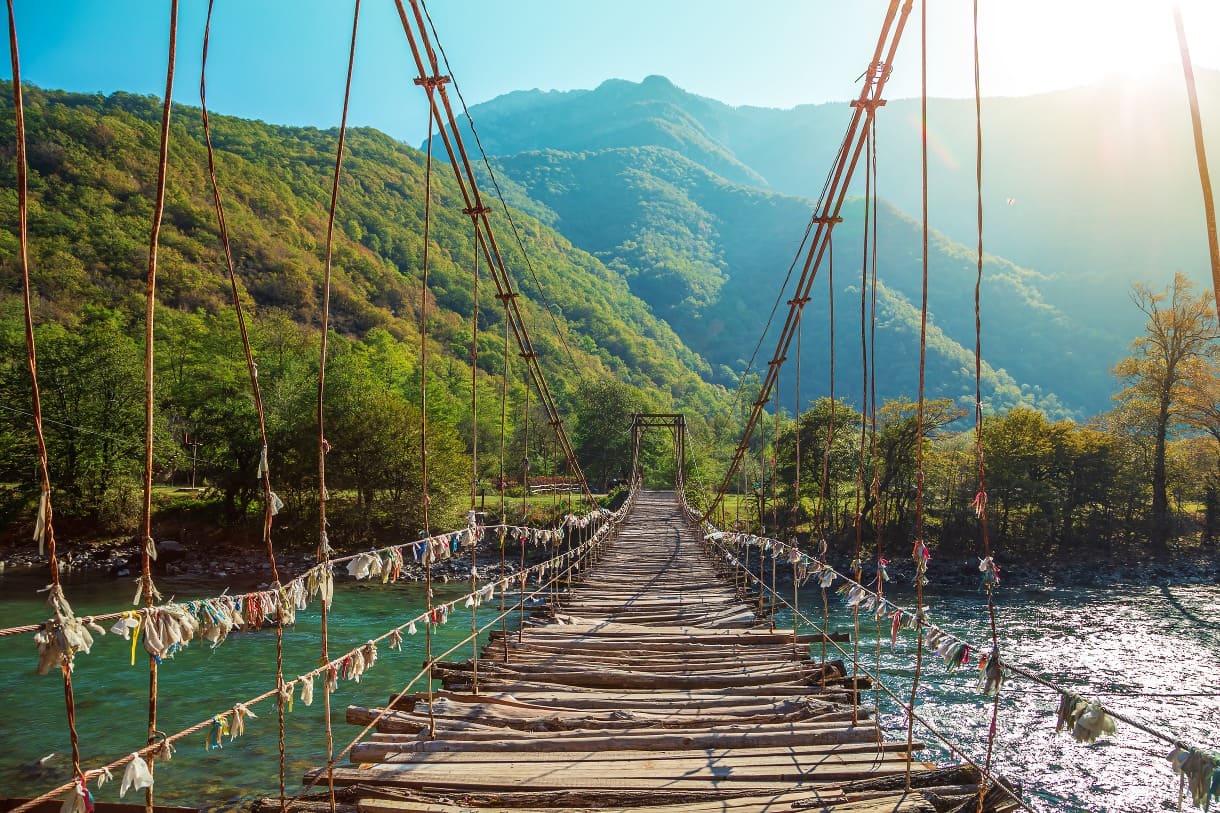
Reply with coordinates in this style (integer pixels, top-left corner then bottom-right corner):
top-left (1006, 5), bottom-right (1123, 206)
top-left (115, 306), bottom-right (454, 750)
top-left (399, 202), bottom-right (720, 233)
top-left (455, 70), bottom-right (1220, 416)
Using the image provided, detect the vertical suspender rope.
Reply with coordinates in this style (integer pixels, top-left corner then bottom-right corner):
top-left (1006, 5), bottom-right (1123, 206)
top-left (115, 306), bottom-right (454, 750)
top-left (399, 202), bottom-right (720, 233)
top-left (518, 379), bottom-right (528, 644)
top-left (770, 366), bottom-right (779, 632)
top-left (470, 217), bottom-right (481, 513)
top-left (498, 297), bottom-right (511, 663)
top-left (819, 231), bottom-right (835, 685)
top-left (972, 2), bottom-right (1003, 808)
top-left (139, 8), bottom-right (176, 810)
top-left (200, 0), bottom-right (323, 804)
top-left (417, 71), bottom-right (443, 741)
top-left (499, 300), bottom-right (510, 521)
top-left (316, 3), bottom-right (361, 804)
top-left (771, 368), bottom-right (781, 631)
top-left (759, 442), bottom-right (767, 539)
top-left (793, 303), bottom-right (803, 521)
top-left (906, 0), bottom-right (931, 789)
top-left (817, 232), bottom-right (836, 542)
top-left (851, 127), bottom-right (875, 727)
top-left (772, 372), bottom-right (780, 537)
top-left (466, 208), bottom-right (484, 695)
top-left (1174, 4), bottom-right (1220, 320)
top-left (7, 1), bottom-right (87, 798)
top-left (868, 127), bottom-right (885, 736)
top-left (791, 301), bottom-right (804, 656)
top-left (522, 378), bottom-right (530, 521)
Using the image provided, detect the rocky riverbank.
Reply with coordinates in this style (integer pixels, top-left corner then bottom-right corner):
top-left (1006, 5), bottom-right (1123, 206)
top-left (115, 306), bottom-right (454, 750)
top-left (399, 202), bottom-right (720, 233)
top-left (0, 533), bottom-right (552, 591)
top-left (2, 531), bottom-right (1217, 592)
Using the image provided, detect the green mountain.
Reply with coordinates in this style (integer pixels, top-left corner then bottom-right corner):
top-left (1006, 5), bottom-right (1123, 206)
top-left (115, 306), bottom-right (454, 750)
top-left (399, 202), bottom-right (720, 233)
top-left (457, 72), bottom-right (1220, 415)
top-left (0, 82), bottom-right (728, 406)
top-left (491, 145), bottom-right (1080, 415)
top-left (0, 82), bottom-right (733, 528)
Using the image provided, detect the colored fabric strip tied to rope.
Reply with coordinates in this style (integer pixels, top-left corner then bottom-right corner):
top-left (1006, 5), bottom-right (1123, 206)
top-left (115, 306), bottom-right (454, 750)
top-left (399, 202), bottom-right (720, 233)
top-left (60, 777), bottom-right (92, 813)
top-left (118, 754), bottom-right (153, 799)
top-left (1168, 747), bottom-right (1220, 811)
top-left (1055, 693), bottom-right (1115, 744)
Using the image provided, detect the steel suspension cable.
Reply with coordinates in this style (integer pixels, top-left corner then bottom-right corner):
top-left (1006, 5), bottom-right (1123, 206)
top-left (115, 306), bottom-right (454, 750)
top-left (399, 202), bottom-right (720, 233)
top-left (704, 0), bottom-right (912, 523)
top-left (906, 0), bottom-right (930, 789)
top-left (6, 0), bottom-right (87, 799)
top-left (316, 3), bottom-right (361, 806)
top-left (138, 7), bottom-right (177, 809)
top-left (395, 0), bottom-right (595, 508)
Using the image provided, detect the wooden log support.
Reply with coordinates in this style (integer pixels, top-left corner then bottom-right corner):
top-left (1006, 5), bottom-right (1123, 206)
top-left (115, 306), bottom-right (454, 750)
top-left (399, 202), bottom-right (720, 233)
top-left (293, 491), bottom-right (1020, 813)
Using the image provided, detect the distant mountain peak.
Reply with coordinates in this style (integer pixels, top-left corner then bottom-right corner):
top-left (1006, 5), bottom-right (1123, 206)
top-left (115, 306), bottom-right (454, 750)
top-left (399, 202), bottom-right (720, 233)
top-left (640, 74), bottom-right (677, 89)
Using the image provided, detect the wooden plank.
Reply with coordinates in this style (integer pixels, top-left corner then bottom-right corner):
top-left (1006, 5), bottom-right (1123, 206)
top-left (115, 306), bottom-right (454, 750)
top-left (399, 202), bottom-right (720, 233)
top-left (353, 741), bottom-right (924, 764)
top-left (295, 491), bottom-right (996, 813)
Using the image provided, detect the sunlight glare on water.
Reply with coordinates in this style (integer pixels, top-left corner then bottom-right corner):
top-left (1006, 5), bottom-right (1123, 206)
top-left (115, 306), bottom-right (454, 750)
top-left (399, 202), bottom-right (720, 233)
top-left (784, 581), bottom-right (1220, 813)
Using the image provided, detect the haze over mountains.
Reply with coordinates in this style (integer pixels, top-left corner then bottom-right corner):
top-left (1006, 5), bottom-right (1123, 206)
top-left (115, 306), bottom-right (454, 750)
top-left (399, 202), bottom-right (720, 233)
top-left (458, 70), bottom-right (1220, 417)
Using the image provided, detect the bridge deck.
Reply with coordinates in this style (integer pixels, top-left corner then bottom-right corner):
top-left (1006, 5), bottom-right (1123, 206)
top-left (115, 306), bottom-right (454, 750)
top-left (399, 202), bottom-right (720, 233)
top-left (300, 492), bottom-right (998, 813)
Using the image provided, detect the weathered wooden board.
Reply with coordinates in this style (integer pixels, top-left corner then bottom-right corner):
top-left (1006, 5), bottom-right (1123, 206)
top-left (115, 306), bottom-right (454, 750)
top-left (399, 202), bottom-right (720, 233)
top-left (289, 491), bottom-right (1013, 813)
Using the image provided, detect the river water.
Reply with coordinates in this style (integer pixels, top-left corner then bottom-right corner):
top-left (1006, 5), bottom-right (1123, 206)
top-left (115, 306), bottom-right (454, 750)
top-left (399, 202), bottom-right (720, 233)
top-left (0, 566), bottom-right (1216, 812)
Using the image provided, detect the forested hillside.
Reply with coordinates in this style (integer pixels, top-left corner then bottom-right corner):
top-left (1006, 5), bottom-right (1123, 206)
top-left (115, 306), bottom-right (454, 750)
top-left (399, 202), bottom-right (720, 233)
top-left (459, 72), bottom-right (1220, 414)
top-left (493, 144), bottom-right (1088, 415)
top-left (0, 82), bottom-right (729, 537)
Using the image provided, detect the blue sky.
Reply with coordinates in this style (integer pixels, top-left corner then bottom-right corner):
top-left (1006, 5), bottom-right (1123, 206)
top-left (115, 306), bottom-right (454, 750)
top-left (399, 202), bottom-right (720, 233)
top-left (5, 1), bottom-right (1219, 144)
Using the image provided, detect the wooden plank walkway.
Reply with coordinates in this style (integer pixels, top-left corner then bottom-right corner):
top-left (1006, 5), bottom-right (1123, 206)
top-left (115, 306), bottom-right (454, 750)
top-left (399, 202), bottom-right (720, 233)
top-left (294, 491), bottom-right (1008, 813)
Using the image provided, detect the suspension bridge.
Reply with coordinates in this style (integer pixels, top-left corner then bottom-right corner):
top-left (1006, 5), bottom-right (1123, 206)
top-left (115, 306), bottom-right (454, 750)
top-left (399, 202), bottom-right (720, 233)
top-left (3, 0), bottom-right (1218, 812)
top-left (293, 489), bottom-right (1005, 813)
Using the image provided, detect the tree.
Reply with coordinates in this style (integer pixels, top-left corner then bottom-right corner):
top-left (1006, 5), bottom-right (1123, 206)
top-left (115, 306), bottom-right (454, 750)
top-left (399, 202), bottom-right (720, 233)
top-left (572, 379), bottom-right (644, 491)
top-left (1179, 360), bottom-right (1220, 542)
top-left (1113, 274), bottom-right (1219, 546)
top-left (774, 398), bottom-right (862, 534)
top-left (871, 398), bottom-right (965, 543)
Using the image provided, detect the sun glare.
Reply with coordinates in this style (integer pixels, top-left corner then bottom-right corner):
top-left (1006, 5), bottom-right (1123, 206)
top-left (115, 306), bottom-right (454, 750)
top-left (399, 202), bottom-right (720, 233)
top-left (974, 0), bottom-right (1219, 97)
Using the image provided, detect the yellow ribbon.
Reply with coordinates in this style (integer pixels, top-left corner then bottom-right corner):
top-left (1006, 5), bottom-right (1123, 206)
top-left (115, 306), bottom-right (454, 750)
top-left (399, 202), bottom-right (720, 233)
top-left (128, 612), bottom-right (142, 666)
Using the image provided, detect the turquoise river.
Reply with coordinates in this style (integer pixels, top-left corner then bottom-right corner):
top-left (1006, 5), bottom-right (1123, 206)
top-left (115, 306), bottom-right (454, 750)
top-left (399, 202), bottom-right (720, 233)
top-left (0, 565), bottom-right (1216, 812)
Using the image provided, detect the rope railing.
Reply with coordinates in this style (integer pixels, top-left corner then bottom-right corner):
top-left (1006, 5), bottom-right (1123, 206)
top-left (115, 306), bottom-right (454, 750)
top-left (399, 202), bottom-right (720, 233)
top-left (698, 530), bottom-right (1034, 813)
top-left (0, 508), bottom-right (617, 642)
top-left (292, 486), bottom-right (633, 802)
top-left (693, 520), bottom-right (1219, 809)
top-left (7, 492), bottom-right (634, 813)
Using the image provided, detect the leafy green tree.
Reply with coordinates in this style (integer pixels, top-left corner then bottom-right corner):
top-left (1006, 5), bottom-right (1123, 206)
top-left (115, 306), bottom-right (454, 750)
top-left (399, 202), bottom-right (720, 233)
top-left (871, 398), bottom-right (964, 543)
top-left (1113, 274), bottom-right (1219, 546)
top-left (572, 379), bottom-right (647, 491)
top-left (774, 397), bottom-right (862, 534)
